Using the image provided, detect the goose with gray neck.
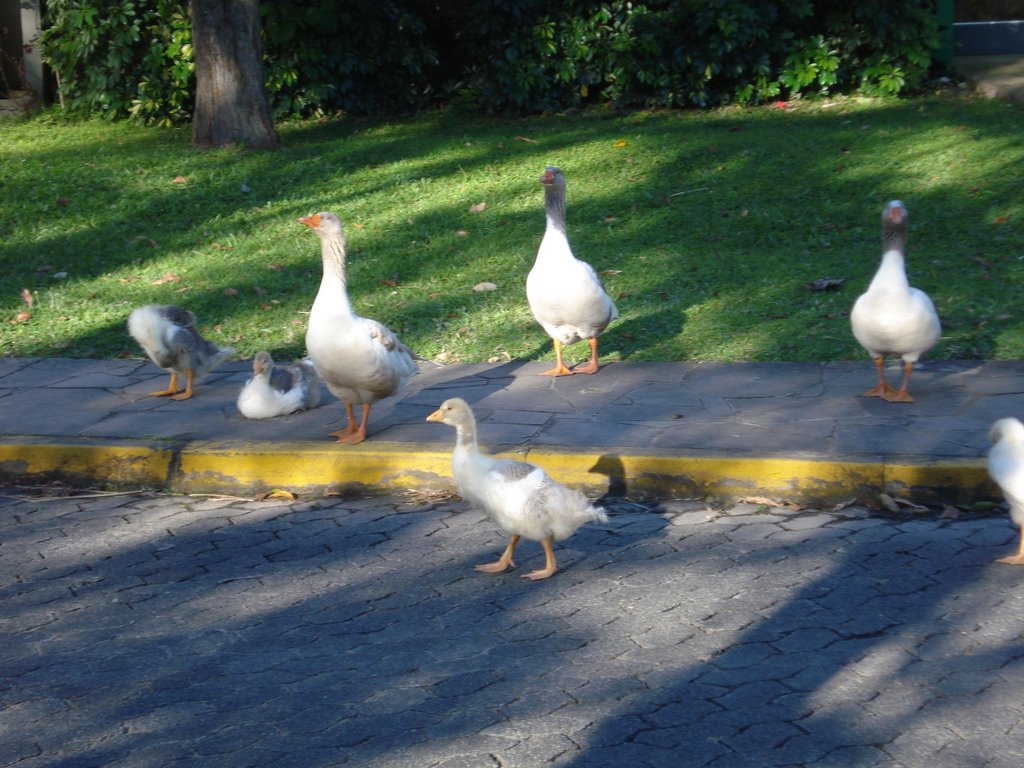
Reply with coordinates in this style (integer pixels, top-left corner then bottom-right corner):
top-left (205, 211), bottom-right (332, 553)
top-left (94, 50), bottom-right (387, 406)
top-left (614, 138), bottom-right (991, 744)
top-left (526, 166), bottom-right (618, 376)
top-left (850, 200), bottom-right (940, 403)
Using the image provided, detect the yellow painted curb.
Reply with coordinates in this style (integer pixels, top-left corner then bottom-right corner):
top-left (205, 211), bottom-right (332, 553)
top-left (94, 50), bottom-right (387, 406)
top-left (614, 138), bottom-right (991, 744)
top-left (0, 441), bottom-right (172, 488)
top-left (174, 441), bottom-right (454, 495)
top-left (521, 449), bottom-right (997, 504)
top-left (0, 437), bottom-right (999, 505)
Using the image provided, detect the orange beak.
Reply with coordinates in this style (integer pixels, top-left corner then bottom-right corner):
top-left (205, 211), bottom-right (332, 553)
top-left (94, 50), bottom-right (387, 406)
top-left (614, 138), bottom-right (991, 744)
top-left (539, 170), bottom-right (554, 185)
top-left (299, 213), bottom-right (321, 228)
top-left (426, 408), bottom-right (443, 422)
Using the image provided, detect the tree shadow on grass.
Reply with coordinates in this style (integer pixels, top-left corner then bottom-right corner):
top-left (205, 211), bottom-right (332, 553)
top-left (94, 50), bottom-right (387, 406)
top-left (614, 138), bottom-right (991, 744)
top-left (4, 97), bottom-right (1024, 362)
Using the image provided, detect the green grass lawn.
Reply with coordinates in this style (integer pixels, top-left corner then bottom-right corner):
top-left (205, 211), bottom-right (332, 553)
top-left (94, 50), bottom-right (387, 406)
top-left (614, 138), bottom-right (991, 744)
top-left (2, 92), bottom-right (1023, 366)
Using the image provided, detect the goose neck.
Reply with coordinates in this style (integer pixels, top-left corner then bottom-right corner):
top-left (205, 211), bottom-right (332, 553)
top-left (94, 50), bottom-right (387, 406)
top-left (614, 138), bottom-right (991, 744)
top-left (320, 234), bottom-right (348, 281)
top-left (453, 417), bottom-right (479, 451)
top-left (544, 185), bottom-right (568, 235)
top-left (313, 235), bottom-right (354, 317)
top-left (882, 223), bottom-right (906, 256)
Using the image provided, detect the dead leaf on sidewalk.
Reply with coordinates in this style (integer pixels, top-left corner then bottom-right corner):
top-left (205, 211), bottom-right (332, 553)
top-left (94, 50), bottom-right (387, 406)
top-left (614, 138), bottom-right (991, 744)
top-left (879, 493), bottom-right (928, 513)
top-left (254, 489), bottom-right (297, 501)
top-left (738, 496), bottom-right (803, 511)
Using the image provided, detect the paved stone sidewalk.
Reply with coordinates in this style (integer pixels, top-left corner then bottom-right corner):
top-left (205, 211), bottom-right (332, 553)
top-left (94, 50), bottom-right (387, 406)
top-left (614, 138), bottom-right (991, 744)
top-left (0, 357), bottom-right (1018, 503)
top-left (1, 487), bottom-right (1021, 767)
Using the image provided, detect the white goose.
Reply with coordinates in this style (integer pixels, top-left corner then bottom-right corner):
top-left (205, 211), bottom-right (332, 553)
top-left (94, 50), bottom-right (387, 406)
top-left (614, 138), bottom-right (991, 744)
top-left (987, 417), bottom-right (1024, 565)
top-left (427, 397), bottom-right (608, 580)
top-left (850, 200), bottom-right (940, 403)
top-left (301, 211), bottom-right (418, 444)
top-left (237, 351), bottom-right (322, 419)
top-left (127, 304), bottom-right (233, 401)
top-left (527, 166), bottom-right (618, 376)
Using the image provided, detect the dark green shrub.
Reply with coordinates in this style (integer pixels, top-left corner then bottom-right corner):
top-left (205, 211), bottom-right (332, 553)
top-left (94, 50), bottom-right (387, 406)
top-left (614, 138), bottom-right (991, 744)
top-left (40, 0), bottom-right (192, 124)
top-left (37, 0), bottom-right (939, 123)
top-left (261, 0), bottom-right (438, 117)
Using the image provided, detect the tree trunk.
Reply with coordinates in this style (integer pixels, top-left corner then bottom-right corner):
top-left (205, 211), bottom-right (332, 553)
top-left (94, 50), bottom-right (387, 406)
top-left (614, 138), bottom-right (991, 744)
top-left (190, 0), bottom-right (278, 150)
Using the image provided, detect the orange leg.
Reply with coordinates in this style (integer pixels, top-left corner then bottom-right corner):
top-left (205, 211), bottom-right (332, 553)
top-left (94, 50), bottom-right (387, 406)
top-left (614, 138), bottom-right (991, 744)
top-left (333, 402), bottom-right (371, 445)
top-left (149, 371), bottom-right (181, 397)
top-left (572, 337), bottom-right (601, 375)
top-left (170, 369), bottom-right (196, 401)
top-left (997, 528), bottom-right (1024, 565)
top-left (863, 357), bottom-right (896, 399)
top-left (476, 534), bottom-right (520, 574)
top-left (883, 361), bottom-right (916, 403)
top-left (539, 339), bottom-right (574, 377)
top-left (522, 537), bottom-right (558, 581)
top-left (329, 402), bottom-right (359, 440)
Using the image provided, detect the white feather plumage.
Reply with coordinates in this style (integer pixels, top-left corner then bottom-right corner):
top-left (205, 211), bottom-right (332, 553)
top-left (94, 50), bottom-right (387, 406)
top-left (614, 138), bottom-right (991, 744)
top-left (987, 417), bottom-right (1024, 564)
top-left (428, 397), bottom-right (607, 580)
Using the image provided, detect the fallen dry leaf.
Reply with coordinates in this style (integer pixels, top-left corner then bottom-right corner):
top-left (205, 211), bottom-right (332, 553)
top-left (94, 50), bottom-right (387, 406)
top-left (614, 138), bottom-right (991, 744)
top-left (514, 135), bottom-right (539, 144)
top-left (20, 288), bottom-right (33, 308)
top-left (151, 272), bottom-right (182, 286)
top-left (223, 287), bottom-right (239, 297)
top-left (603, 216), bottom-right (619, 223)
top-left (613, 138), bottom-right (627, 147)
top-left (171, 175), bottom-right (187, 185)
top-left (254, 489), bottom-right (298, 501)
top-left (14, 311), bottom-right (31, 323)
top-left (56, 196), bottom-right (70, 206)
top-left (473, 282), bottom-right (498, 292)
top-left (804, 277), bottom-right (846, 292)
top-left (994, 216), bottom-right (1009, 225)
top-left (878, 493), bottom-right (900, 513)
top-left (266, 263), bottom-right (284, 271)
top-left (738, 496), bottom-right (802, 510)
top-left (455, 229), bottom-right (469, 237)
top-left (939, 506), bottom-right (962, 520)
top-left (469, 201), bottom-right (487, 213)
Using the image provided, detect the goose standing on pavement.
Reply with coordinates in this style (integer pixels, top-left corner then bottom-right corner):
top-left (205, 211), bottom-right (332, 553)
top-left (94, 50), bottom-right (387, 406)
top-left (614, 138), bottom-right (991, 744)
top-left (987, 417), bottom-right (1024, 565)
top-left (527, 166), bottom-right (618, 376)
top-left (128, 304), bottom-right (233, 401)
top-left (301, 211), bottom-right (418, 444)
top-left (427, 397), bottom-right (608, 580)
top-left (237, 351), bottom-right (322, 419)
top-left (850, 200), bottom-right (940, 403)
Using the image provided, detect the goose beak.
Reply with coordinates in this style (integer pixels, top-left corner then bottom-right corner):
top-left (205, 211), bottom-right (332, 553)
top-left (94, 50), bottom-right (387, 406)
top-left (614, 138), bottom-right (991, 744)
top-left (887, 202), bottom-right (904, 224)
top-left (299, 213), bottom-right (321, 228)
top-left (426, 407), bottom-right (443, 422)
top-left (539, 169), bottom-right (554, 185)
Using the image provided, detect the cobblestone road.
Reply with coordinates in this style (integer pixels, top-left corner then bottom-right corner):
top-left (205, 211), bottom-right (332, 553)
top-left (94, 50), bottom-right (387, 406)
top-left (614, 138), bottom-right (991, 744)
top-left (2, 487), bottom-right (1022, 767)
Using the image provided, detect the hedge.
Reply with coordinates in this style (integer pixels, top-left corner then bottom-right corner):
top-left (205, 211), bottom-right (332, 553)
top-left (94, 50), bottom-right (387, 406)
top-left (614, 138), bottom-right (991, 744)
top-left (38, 0), bottom-right (939, 124)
